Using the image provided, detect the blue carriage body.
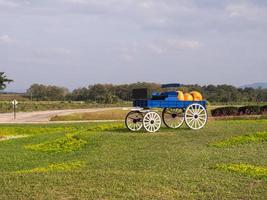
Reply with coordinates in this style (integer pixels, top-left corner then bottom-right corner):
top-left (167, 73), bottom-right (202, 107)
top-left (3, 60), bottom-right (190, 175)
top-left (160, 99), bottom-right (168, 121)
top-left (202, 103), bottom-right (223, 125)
top-left (133, 99), bottom-right (206, 109)
top-left (133, 86), bottom-right (207, 109)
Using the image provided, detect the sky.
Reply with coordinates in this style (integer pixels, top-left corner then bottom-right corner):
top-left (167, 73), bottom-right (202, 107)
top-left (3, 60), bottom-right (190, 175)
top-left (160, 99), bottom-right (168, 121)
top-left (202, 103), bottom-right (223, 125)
top-left (0, 0), bottom-right (266, 92)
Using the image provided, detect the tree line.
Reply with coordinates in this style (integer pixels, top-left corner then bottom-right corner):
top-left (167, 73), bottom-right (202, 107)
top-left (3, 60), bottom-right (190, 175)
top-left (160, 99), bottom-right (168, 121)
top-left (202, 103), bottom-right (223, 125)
top-left (26, 83), bottom-right (267, 103)
top-left (1, 72), bottom-right (266, 103)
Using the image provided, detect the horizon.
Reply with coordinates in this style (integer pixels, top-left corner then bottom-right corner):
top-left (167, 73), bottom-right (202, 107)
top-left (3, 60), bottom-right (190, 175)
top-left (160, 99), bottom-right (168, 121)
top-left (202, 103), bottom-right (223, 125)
top-left (2, 81), bottom-right (267, 93)
top-left (1, 0), bottom-right (267, 92)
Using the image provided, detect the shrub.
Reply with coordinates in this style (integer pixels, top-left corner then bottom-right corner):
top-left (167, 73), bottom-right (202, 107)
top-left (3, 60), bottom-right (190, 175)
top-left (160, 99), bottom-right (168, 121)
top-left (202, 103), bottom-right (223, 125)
top-left (238, 106), bottom-right (261, 115)
top-left (211, 107), bottom-right (239, 117)
top-left (211, 105), bottom-right (267, 117)
top-left (261, 105), bottom-right (267, 115)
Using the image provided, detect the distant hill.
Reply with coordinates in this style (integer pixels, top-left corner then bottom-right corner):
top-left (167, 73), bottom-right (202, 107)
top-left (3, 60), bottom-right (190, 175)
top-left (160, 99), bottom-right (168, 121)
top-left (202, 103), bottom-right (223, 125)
top-left (241, 82), bottom-right (267, 89)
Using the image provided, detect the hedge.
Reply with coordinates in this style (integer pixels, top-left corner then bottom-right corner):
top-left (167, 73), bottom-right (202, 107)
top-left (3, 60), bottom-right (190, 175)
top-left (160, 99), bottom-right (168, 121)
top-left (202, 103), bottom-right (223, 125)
top-left (211, 105), bottom-right (267, 117)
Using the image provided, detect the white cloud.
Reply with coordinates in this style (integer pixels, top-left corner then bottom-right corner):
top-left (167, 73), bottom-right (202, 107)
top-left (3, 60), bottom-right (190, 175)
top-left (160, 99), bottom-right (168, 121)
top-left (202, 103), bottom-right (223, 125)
top-left (0, 35), bottom-right (16, 44)
top-left (0, 0), bottom-right (19, 7)
top-left (34, 48), bottom-right (71, 57)
top-left (120, 54), bottom-right (133, 62)
top-left (166, 39), bottom-right (200, 50)
top-left (63, 0), bottom-right (88, 4)
top-left (226, 2), bottom-right (267, 20)
top-left (147, 39), bottom-right (201, 54)
top-left (53, 48), bottom-right (71, 55)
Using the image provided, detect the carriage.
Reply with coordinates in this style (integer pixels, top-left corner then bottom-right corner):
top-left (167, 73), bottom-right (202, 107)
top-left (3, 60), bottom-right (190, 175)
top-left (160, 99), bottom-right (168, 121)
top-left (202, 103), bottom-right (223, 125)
top-left (125, 83), bottom-right (208, 132)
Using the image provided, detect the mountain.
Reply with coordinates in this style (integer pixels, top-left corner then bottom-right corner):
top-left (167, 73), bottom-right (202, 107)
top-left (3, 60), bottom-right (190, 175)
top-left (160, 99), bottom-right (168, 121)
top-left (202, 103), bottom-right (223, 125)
top-left (241, 82), bottom-right (267, 89)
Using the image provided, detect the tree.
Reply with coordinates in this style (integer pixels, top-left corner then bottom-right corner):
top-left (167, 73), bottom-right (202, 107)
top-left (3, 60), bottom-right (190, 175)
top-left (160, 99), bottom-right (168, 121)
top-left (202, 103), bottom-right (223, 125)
top-left (27, 84), bottom-right (69, 101)
top-left (71, 87), bottom-right (89, 101)
top-left (0, 72), bottom-right (13, 90)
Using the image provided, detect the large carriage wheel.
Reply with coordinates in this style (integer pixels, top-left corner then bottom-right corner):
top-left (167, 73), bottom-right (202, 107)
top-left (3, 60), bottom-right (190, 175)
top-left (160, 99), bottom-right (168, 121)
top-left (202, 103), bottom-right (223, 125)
top-left (143, 111), bottom-right (161, 133)
top-left (162, 108), bottom-right (184, 129)
top-left (125, 111), bottom-right (143, 131)
top-left (184, 103), bottom-right (207, 130)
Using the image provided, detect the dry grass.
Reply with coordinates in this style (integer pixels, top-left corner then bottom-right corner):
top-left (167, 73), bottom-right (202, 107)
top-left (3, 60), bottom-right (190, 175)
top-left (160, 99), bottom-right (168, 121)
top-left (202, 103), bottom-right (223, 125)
top-left (51, 109), bottom-right (128, 121)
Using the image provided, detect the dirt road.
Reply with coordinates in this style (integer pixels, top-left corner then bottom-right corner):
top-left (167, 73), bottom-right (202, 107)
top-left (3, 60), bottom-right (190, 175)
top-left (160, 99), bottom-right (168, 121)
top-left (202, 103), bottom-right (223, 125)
top-left (0, 108), bottom-right (121, 124)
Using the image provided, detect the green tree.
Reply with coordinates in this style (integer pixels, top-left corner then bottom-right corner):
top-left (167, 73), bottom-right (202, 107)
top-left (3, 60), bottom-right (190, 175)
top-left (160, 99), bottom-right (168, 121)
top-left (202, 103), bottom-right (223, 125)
top-left (27, 84), bottom-right (69, 101)
top-left (0, 72), bottom-right (13, 90)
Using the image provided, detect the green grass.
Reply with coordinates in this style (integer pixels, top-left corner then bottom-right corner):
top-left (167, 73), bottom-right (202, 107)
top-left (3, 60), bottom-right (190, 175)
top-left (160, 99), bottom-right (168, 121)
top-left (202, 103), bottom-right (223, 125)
top-left (210, 131), bottom-right (267, 147)
top-left (14, 160), bottom-right (85, 174)
top-left (0, 120), bottom-right (267, 199)
top-left (214, 163), bottom-right (267, 179)
top-left (25, 134), bottom-right (87, 153)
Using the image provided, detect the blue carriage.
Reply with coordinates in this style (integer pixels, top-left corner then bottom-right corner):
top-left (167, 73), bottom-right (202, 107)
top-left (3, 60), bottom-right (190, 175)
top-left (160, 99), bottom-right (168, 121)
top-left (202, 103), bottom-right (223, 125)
top-left (125, 83), bottom-right (208, 132)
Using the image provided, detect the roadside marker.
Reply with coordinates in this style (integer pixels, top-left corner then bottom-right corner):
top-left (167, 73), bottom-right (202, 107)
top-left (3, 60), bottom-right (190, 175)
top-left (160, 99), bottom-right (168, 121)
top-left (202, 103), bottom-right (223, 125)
top-left (11, 99), bottom-right (18, 120)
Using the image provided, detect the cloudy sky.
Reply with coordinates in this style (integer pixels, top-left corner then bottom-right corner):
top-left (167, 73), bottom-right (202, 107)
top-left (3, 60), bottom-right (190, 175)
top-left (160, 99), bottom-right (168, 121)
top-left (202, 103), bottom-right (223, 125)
top-left (0, 0), bottom-right (266, 92)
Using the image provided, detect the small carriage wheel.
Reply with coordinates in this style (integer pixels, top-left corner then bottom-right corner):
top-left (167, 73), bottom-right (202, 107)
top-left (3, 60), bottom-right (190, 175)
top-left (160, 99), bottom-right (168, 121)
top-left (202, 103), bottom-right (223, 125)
top-left (184, 103), bottom-right (207, 130)
top-left (125, 111), bottom-right (143, 131)
top-left (162, 108), bottom-right (184, 129)
top-left (143, 111), bottom-right (161, 133)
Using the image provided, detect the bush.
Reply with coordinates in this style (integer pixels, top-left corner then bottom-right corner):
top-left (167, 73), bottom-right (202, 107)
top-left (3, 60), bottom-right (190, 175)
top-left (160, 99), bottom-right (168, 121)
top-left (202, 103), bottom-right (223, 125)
top-left (211, 107), bottom-right (239, 117)
top-left (261, 105), bottom-right (267, 114)
top-left (238, 106), bottom-right (261, 115)
top-left (211, 105), bottom-right (267, 117)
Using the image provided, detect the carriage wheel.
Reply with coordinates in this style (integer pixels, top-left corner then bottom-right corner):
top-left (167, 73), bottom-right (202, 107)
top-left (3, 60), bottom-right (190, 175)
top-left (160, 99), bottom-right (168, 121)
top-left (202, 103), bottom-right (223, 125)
top-left (143, 111), bottom-right (161, 133)
top-left (184, 103), bottom-right (207, 130)
top-left (162, 108), bottom-right (184, 129)
top-left (125, 111), bottom-right (143, 131)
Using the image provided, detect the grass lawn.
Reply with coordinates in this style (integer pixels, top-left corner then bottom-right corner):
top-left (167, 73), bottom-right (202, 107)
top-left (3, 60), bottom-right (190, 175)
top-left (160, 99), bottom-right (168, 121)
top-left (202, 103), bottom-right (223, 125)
top-left (0, 120), bottom-right (266, 199)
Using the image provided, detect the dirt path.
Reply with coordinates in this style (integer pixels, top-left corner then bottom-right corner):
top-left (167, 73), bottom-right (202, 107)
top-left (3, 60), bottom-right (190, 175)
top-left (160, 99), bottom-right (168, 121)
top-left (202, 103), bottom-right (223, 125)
top-left (0, 108), bottom-right (122, 124)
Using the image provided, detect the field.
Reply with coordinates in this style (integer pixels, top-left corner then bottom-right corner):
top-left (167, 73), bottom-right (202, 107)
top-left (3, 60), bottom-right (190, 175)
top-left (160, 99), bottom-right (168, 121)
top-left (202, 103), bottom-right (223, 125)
top-left (0, 101), bottom-right (131, 113)
top-left (0, 120), bottom-right (267, 199)
top-left (50, 108), bottom-right (129, 121)
top-left (50, 108), bottom-right (267, 122)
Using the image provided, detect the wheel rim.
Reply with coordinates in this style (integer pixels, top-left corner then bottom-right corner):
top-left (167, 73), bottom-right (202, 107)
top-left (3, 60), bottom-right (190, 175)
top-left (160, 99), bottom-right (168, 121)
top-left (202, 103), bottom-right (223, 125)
top-left (185, 104), bottom-right (207, 130)
top-left (125, 111), bottom-right (143, 131)
top-left (143, 112), bottom-right (161, 133)
top-left (162, 108), bottom-right (184, 129)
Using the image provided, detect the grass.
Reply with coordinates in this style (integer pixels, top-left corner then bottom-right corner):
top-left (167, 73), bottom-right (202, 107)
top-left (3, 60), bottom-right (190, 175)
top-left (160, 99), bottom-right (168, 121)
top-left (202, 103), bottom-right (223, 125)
top-left (0, 120), bottom-right (266, 199)
top-left (0, 100), bottom-right (131, 113)
top-left (210, 131), bottom-right (267, 147)
top-left (51, 108), bottom-right (128, 121)
top-left (214, 163), bottom-right (267, 179)
top-left (25, 134), bottom-right (87, 153)
top-left (14, 161), bottom-right (85, 174)
top-left (50, 107), bottom-right (267, 122)
top-left (0, 135), bottom-right (28, 141)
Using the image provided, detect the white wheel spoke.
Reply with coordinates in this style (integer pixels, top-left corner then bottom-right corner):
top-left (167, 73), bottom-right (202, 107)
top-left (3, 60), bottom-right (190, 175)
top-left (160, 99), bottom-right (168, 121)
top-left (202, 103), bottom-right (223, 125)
top-left (162, 108), bottom-right (184, 129)
top-left (143, 112), bottom-right (161, 132)
top-left (184, 104), bottom-right (207, 130)
top-left (125, 111), bottom-right (143, 131)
